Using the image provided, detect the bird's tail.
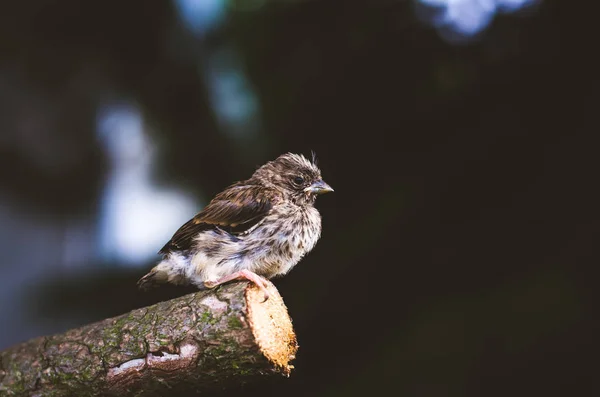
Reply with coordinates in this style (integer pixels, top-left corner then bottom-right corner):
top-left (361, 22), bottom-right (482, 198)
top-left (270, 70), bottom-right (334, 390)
top-left (137, 263), bottom-right (171, 291)
top-left (137, 261), bottom-right (188, 290)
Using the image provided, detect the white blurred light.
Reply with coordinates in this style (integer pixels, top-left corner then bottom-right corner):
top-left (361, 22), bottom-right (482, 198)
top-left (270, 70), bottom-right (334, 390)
top-left (417, 0), bottom-right (539, 41)
top-left (97, 102), bottom-right (199, 266)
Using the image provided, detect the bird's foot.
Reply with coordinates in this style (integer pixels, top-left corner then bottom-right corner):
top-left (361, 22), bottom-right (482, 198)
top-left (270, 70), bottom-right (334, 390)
top-left (204, 270), bottom-right (270, 302)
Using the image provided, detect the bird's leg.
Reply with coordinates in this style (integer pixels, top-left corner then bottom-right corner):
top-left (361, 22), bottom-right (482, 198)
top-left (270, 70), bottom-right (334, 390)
top-left (204, 269), bottom-right (270, 301)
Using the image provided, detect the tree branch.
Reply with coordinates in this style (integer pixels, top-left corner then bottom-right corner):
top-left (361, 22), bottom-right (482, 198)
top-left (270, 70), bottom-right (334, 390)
top-left (0, 281), bottom-right (298, 396)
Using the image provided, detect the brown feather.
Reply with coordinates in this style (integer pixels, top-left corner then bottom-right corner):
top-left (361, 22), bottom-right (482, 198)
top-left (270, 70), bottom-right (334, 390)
top-left (159, 184), bottom-right (282, 255)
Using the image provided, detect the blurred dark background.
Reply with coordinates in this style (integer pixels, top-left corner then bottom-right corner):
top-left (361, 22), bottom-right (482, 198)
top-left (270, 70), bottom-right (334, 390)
top-left (1, 0), bottom-right (597, 395)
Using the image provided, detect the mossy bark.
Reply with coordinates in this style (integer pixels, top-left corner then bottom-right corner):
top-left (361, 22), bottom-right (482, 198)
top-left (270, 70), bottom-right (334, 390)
top-left (0, 281), bottom-right (297, 397)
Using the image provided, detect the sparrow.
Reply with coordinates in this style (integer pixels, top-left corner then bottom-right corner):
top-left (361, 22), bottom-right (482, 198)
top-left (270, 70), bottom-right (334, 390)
top-left (137, 152), bottom-right (333, 300)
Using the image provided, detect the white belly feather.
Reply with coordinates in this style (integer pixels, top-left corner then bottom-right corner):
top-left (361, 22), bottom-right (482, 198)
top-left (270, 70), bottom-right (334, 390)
top-left (164, 205), bottom-right (323, 287)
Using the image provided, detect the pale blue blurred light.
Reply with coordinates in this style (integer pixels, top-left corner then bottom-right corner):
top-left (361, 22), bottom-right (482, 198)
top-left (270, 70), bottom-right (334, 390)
top-left (496, 0), bottom-right (534, 11)
top-left (174, 0), bottom-right (226, 36)
top-left (203, 48), bottom-right (261, 138)
top-left (173, 0), bottom-right (262, 140)
top-left (444, 0), bottom-right (495, 35)
top-left (417, 0), bottom-right (538, 40)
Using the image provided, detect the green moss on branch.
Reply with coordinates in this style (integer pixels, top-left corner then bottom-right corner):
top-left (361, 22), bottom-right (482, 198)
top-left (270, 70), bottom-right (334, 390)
top-left (0, 281), bottom-right (297, 397)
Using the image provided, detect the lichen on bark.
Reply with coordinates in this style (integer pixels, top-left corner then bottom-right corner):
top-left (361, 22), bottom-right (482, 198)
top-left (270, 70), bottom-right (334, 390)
top-left (0, 281), bottom-right (297, 397)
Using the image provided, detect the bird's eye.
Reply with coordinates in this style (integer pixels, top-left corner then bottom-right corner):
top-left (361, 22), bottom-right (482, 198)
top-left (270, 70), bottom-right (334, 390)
top-left (293, 176), bottom-right (305, 185)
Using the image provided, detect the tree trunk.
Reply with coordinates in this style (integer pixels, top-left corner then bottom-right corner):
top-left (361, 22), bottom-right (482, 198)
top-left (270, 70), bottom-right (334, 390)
top-left (0, 281), bottom-right (298, 396)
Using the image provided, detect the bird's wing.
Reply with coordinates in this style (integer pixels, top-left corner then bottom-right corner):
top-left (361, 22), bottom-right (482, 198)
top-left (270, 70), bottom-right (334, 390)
top-left (159, 184), bottom-right (280, 255)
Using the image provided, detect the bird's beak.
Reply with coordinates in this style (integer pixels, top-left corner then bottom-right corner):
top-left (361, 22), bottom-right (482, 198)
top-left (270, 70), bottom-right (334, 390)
top-left (304, 180), bottom-right (334, 195)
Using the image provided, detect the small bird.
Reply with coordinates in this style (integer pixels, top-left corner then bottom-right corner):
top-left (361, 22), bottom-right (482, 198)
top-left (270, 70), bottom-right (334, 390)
top-left (138, 152), bottom-right (333, 300)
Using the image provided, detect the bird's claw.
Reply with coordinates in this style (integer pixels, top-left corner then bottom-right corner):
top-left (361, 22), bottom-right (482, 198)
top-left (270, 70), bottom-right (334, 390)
top-left (204, 270), bottom-right (270, 303)
top-left (241, 271), bottom-right (270, 302)
top-left (258, 286), bottom-right (270, 303)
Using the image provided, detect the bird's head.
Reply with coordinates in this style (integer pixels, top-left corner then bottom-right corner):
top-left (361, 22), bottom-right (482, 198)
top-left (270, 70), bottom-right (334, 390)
top-left (252, 152), bottom-right (333, 205)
